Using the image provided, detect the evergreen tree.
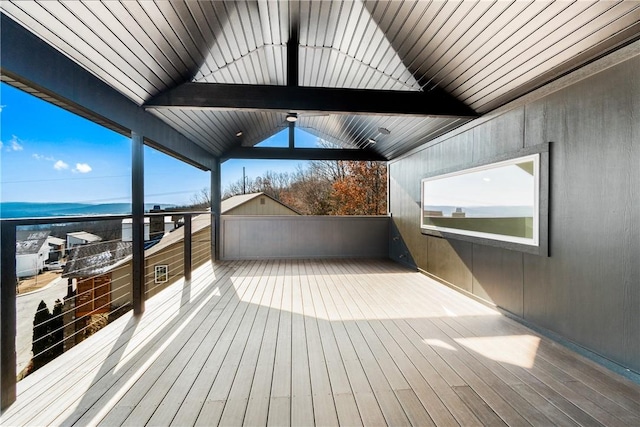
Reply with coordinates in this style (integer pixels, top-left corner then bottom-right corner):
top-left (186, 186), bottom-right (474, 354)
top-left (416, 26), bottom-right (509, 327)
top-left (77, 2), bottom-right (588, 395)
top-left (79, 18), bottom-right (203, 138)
top-left (31, 299), bottom-right (65, 372)
top-left (32, 300), bottom-right (51, 370)
top-left (50, 299), bottom-right (64, 358)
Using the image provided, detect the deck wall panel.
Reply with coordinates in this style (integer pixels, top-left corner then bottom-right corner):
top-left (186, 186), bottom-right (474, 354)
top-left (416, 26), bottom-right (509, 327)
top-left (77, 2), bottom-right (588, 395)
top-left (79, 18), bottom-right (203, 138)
top-left (220, 216), bottom-right (389, 260)
top-left (389, 50), bottom-right (640, 373)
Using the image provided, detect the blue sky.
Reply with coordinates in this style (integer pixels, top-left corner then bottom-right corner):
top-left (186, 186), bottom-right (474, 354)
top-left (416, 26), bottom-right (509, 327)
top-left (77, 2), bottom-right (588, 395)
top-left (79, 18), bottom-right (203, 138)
top-left (0, 83), bottom-right (311, 205)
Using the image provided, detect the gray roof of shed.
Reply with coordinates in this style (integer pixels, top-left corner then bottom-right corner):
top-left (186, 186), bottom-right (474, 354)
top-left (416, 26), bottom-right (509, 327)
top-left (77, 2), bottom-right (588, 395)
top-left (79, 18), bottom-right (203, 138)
top-left (62, 241), bottom-right (133, 279)
top-left (16, 230), bottom-right (50, 255)
top-left (67, 231), bottom-right (103, 243)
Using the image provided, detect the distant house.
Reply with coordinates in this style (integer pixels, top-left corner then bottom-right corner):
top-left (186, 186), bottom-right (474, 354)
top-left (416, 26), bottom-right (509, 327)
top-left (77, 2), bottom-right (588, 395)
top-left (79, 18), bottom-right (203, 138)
top-left (60, 195), bottom-right (297, 310)
top-left (63, 213), bottom-right (211, 311)
top-left (46, 236), bottom-right (65, 263)
top-left (142, 213), bottom-right (212, 299)
top-left (16, 230), bottom-right (51, 278)
top-left (66, 231), bottom-right (102, 250)
top-left (62, 241), bottom-right (133, 317)
top-left (121, 216), bottom-right (176, 242)
top-left (221, 192), bottom-right (300, 215)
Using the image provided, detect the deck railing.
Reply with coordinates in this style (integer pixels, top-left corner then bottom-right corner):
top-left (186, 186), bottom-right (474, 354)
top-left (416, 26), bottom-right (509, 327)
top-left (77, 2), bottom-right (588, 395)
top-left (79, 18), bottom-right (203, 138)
top-left (0, 212), bottom-right (211, 410)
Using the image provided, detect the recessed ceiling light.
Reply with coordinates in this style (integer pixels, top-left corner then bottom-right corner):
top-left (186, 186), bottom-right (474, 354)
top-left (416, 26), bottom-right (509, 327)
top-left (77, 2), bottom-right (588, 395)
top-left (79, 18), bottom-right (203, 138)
top-left (367, 138), bottom-right (377, 145)
top-left (236, 131), bottom-right (243, 137)
top-left (378, 127), bottom-right (390, 135)
top-left (286, 113), bottom-right (298, 122)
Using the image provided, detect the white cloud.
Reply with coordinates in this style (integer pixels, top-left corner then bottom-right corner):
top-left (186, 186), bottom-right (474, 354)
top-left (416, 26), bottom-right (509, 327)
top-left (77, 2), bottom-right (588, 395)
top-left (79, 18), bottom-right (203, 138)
top-left (74, 163), bottom-right (92, 173)
top-left (0, 140), bottom-right (3, 150)
top-left (0, 105), bottom-right (6, 113)
top-left (54, 160), bottom-right (69, 170)
top-left (9, 135), bottom-right (23, 151)
top-left (33, 153), bottom-right (56, 162)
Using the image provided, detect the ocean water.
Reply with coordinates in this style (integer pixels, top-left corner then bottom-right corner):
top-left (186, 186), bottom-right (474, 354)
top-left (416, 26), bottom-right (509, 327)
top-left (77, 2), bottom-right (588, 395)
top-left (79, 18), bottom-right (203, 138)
top-left (0, 202), bottom-right (176, 219)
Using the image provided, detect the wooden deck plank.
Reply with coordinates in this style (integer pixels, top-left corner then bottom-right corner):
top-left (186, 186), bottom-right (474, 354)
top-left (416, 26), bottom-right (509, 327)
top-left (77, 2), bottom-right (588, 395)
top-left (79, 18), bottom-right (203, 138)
top-left (128, 264), bottom-right (266, 425)
top-left (243, 260), bottom-right (285, 426)
top-left (193, 261), bottom-right (272, 426)
top-left (408, 317), bottom-right (532, 426)
top-left (345, 260), bottom-right (474, 427)
top-left (307, 262), bottom-right (362, 426)
top-left (454, 385), bottom-right (508, 426)
top-left (268, 260), bottom-right (293, 425)
top-left (333, 393), bottom-right (364, 427)
top-left (290, 260), bottom-right (315, 427)
top-left (97, 260), bottom-right (265, 427)
top-left (436, 315), bottom-right (597, 426)
top-left (3, 259), bottom-right (640, 427)
top-left (432, 317), bottom-right (557, 426)
top-left (450, 313), bottom-right (640, 426)
top-left (366, 320), bottom-right (461, 426)
top-left (386, 320), bottom-right (483, 426)
top-left (55, 262), bottom-right (245, 427)
top-left (217, 260), bottom-right (278, 426)
top-left (314, 261), bottom-right (387, 426)
top-left (322, 260), bottom-right (412, 426)
top-left (4, 262), bottom-right (236, 427)
top-left (168, 260), bottom-right (269, 426)
top-left (300, 260), bottom-right (340, 427)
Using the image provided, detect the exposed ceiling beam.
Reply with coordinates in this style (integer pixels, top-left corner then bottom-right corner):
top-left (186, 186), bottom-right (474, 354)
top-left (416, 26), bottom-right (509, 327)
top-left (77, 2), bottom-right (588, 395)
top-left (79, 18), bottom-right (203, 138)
top-left (221, 147), bottom-right (387, 162)
top-left (145, 83), bottom-right (478, 118)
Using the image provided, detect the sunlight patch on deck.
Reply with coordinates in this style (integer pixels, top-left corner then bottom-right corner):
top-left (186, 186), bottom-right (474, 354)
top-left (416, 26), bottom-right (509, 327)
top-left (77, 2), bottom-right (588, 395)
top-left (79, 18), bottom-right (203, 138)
top-left (90, 279), bottom-right (222, 424)
top-left (455, 335), bottom-right (541, 368)
top-left (423, 339), bottom-right (457, 351)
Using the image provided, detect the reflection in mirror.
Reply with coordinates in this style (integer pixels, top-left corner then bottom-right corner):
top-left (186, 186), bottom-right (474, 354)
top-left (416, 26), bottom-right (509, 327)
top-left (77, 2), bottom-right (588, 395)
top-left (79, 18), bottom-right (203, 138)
top-left (421, 154), bottom-right (539, 246)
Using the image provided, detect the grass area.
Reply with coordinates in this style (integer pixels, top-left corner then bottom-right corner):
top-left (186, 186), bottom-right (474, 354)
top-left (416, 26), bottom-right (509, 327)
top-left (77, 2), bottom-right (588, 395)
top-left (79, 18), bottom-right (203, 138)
top-left (17, 271), bottom-right (62, 294)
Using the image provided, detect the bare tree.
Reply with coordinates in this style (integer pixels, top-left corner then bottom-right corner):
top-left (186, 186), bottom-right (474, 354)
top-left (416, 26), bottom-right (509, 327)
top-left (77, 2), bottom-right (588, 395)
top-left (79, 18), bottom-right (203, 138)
top-left (190, 187), bottom-right (211, 209)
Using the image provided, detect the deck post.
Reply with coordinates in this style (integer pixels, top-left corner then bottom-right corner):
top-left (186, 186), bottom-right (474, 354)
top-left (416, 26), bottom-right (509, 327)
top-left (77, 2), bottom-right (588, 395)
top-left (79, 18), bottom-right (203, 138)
top-left (131, 132), bottom-right (145, 315)
top-left (211, 159), bottom-right (221, 261)
top-left (0, 221), bottom-right (17, 410)
top-left (184, 214), bottom-right (192, 281)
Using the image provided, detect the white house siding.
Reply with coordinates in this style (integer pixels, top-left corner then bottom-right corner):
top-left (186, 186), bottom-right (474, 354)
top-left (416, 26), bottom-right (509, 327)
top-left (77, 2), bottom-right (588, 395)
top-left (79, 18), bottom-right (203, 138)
top-left (16, 246), bottom-right (48, 278)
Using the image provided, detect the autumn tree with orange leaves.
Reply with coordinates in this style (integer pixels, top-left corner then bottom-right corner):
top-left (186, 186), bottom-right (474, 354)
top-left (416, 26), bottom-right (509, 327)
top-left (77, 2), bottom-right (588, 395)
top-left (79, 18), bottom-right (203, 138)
top-left (331, 161), bottom-right (387, 215)
top-left (220, 160), bottom-right (387, 215)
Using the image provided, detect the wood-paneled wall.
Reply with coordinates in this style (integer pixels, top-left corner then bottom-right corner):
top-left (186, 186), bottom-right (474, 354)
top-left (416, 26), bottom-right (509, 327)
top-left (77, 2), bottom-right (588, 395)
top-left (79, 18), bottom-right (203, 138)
top-left (389, 52), bottom-right (640, 373)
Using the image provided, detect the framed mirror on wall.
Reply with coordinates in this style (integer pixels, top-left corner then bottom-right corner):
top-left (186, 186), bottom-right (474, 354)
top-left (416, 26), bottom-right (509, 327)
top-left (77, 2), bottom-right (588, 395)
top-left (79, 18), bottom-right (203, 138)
top-left (421, 144), bottom-right (549, 256)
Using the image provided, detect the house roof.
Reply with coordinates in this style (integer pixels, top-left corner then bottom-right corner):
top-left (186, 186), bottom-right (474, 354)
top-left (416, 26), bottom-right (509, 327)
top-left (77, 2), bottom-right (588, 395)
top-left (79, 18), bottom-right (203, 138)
top-left (46, 236), bottom-right (66, 246)
top-left (221, 192), bottom-right (300, 215)
top-left (62, 241), bottom-right (133, 279)
top-left (122, 216), bottom-right (175, 224)
top-left (16, 230), bottom-right (50, 255)
top-left (67, 231), bottom-right (103, 243)
top-left (61, 214), bottom-right (209, 277)
top-left (145, 214), bottom-right (211, 257)
top-left (222, 193), bottom-right (265, 213)
top-left (3, 1), bottom-right (638, 164)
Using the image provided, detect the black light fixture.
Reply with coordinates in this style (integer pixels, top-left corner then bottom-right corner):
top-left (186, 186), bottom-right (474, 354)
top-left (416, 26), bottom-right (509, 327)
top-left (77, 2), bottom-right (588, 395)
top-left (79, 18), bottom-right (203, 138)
top-left (286, 113), bottom-right (298, 122)
top-left (378, 127), bottom-right (390, 135)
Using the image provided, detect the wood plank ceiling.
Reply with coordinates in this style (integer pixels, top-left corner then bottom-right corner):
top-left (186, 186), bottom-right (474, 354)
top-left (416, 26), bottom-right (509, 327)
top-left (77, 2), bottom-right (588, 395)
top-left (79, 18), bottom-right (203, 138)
top-left (2, 1), bottom-right (639, 160)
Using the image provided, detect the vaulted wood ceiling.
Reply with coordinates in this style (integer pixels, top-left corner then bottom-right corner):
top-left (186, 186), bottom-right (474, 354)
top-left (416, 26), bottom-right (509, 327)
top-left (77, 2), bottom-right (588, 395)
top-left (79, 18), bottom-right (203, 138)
top-left (2, 1), bottom-right (639, 161)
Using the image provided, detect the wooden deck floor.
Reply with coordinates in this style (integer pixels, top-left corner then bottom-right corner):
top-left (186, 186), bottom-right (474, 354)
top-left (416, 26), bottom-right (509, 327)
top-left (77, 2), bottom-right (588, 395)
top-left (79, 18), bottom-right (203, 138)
top-left (2, 259), bottom-right (639, 426)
